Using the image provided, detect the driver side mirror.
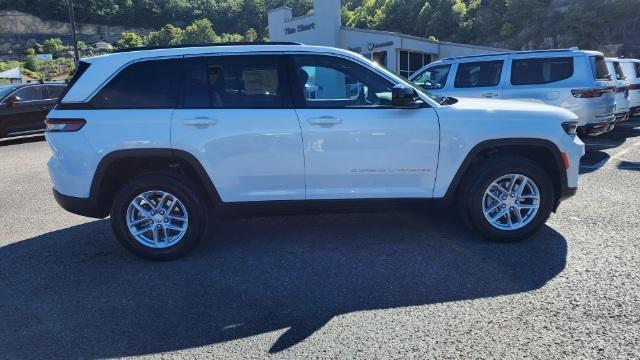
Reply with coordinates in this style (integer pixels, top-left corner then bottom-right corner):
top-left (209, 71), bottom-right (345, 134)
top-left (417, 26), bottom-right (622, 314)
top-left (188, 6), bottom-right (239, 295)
top-left (5, 95), bottom-right (21, 107)
top-left (392, 85), bottom-right (422, 109)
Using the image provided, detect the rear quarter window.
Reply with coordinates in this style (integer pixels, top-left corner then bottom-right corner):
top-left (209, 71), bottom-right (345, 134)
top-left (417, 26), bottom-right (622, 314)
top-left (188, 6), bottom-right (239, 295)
top-left (511, 57), bottom-right (574, 85)
top-left (591, 56), bottom-right (611, 81)
top-left (454, 60), bottom-right (503, 88)
top-left (91, 59), bottom-right (181, 109)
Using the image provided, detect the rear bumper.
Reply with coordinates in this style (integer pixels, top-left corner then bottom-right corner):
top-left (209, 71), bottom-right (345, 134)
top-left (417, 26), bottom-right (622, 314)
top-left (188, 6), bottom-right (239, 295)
top-left (630, 107), bottom-right (640, 117)
top-left (53, 188), bottom-right (109, 219)
top-left (578, 118), bottom-right (615, 136)
top-left (615, 112), bottom-right (630, 122)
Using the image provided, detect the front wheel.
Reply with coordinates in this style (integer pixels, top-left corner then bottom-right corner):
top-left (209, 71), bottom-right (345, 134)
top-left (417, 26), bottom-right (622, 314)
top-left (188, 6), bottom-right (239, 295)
top-left (460, 156), bottom-right (555, 241)
top-left (110, 174), bottom-right (205, 260)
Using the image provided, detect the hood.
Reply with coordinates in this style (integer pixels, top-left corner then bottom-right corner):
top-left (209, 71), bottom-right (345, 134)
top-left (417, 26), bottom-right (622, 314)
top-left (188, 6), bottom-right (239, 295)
top-left (446, 97), bottom-right (578, 119)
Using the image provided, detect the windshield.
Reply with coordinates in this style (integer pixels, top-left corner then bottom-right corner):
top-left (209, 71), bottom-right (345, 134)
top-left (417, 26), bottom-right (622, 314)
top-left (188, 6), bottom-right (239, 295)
top-left (0, 85), bottom-right (19, 99)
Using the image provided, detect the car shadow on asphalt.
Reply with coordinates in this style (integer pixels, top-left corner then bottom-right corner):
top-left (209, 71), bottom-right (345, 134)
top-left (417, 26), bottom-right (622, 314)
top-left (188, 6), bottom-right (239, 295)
top-left (0, 210), bottom-right (567, 358)
top-left (580, 118), bottom-right (640, 174)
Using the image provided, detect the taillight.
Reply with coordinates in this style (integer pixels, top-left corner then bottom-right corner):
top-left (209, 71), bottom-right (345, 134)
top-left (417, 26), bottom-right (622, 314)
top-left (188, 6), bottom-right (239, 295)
top-left (44, 118), bottom-right (86, 132)
top-left (571, 87), bottom-right (614, 98)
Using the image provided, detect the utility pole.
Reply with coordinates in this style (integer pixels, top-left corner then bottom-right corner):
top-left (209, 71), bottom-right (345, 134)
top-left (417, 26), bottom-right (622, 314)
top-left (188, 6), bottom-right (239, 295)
top-left (67, 0), bottom-right (80, 68)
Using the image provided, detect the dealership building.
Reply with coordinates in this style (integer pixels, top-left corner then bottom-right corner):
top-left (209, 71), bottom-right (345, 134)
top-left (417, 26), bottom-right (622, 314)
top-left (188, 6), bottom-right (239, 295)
top-left (268, 0), bottom-right (505, 78)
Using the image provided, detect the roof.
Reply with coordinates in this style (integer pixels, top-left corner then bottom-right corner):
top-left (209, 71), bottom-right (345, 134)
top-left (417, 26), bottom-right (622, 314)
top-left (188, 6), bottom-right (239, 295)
top-left (0, 67), bottom-right (21, 79)
top-left (436, 48), bottom-right (603, 63)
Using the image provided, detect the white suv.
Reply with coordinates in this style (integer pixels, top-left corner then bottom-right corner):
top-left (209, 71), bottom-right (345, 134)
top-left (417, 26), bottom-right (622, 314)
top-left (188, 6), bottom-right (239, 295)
top-left (46, 43), bottom-right (584, 260)
top-left (617, 58), bottom-right (640, 118)
top-left (606, 58), bottom-right (631, 122)
top-left (410, 49), bottom-right (617, 136)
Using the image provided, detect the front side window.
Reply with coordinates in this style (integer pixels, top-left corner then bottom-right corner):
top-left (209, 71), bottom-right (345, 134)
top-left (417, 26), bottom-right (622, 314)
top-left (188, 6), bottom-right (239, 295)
top-left (91, 59), bottom-right (180, 109)
top-left (412, 64), bottom-right (451, 90)
top-left (454, 60), bottom-right (503, 88)
top-left (292, 55), bottom-right (395, 108)
top-left (183, 55), bottom-right (287, 108)
top-left (511, 57), bottom-right (574, 85)
top-left (14, 86), bottom-right (45, 101)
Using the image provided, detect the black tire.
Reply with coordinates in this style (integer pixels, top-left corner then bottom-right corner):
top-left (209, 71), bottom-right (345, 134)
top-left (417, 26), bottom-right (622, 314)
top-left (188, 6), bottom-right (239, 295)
top-left (458, 155), bottom-right (555, 242)
top-left (110, 173), bottom-right (206, 261)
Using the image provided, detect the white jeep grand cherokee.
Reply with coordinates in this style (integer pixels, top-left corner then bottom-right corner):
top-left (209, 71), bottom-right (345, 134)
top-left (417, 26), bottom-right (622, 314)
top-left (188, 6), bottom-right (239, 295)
top-left (46, 43), bottom-right (584, 260)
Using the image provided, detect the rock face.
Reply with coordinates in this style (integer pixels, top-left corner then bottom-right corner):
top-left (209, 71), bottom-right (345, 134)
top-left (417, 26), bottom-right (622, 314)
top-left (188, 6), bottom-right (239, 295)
top-left (0, 10), bottom-right (148, 37)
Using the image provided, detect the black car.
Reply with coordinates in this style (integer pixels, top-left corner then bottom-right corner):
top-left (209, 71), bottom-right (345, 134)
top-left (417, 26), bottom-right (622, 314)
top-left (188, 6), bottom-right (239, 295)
top-left (0, 83), bottom-right (66, 138)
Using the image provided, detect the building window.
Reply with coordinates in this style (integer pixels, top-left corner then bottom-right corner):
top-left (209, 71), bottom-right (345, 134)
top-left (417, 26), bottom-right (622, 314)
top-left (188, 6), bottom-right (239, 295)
top-left (399, 50), bottom-right (432, 78)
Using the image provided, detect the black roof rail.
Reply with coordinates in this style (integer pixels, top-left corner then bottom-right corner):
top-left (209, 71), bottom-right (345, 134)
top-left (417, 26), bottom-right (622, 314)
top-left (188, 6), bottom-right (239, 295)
top-left (114, 42), bottom-right (302, 53)
top-left (439, 48), bottom-right (585, 62)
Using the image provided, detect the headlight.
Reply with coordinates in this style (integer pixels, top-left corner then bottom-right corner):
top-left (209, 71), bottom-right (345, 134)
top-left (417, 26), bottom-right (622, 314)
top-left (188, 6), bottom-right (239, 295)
top-left (561, 121), bottom-right (578, 136)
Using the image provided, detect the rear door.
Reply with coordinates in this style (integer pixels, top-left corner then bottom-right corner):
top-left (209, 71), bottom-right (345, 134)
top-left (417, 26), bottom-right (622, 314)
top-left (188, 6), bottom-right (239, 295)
top-left (451, 58), bottom-right (505, 99)
top-left (171, 54), bottom-right (305, 202)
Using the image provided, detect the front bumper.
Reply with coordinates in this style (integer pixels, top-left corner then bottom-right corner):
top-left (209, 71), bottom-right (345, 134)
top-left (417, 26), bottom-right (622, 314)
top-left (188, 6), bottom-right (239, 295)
top-left (53, 188), bottom-right (109, 219)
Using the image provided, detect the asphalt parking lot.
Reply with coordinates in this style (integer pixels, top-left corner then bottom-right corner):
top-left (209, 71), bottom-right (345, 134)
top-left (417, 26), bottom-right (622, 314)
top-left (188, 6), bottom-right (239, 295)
top-left (1, 121), bottom-right (639, 359)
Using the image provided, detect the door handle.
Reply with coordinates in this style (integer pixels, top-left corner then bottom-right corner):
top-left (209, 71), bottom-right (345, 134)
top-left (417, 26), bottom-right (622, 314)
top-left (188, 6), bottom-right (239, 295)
top-left (482, 93), bottom-right (499, 98)
top-left (307, 116), bottom-right (342, 126)
top-left (182, 117), bottom-right (218, 126)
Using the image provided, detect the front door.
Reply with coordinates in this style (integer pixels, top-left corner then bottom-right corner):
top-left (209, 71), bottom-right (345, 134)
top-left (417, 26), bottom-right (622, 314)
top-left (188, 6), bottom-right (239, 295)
top-left (171, 55), bottom-right (305, 202)
top-left (1, 85), bottom-right (47, 135)
top-left (289, 54), bottom-right (440, 200)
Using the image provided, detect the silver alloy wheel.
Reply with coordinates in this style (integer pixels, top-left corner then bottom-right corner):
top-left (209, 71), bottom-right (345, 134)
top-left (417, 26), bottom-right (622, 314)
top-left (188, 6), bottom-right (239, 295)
top-left (126, 190), bottom-right (189, 249)
top-left (482, 174), bottom-right (540, 231)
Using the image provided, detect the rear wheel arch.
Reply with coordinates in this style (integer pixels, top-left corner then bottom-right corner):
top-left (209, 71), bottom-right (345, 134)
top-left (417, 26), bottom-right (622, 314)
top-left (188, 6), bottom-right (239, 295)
top-left (445, 138), bottom-right (567, 203)
top-left (90, 149), bottom-right (221, 211)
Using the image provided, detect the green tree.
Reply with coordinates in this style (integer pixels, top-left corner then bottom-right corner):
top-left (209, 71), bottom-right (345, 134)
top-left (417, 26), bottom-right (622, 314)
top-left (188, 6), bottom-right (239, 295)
top-left (145, 24), bottom-right (184, 46)
top-left (244, 28), bottom-right (258, 42)
top-left (116, 31), bottom-right (144, 49)
top-left (42, 38), bottom-right (65, 55)
top-left (182, 19), bottom-right (217, 44)
top-left (24, 54), bottom-right (40, 72)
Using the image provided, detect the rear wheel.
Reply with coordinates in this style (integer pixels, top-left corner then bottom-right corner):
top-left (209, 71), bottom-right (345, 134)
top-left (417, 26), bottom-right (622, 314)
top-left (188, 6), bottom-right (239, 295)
top-left (111, 174), bottom-right (205, 260)
top-left (459, 156), bottom-right (555, 241)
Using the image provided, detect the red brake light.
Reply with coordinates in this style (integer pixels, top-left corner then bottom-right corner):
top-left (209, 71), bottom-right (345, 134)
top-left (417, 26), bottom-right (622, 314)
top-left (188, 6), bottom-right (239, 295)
top-left (45, 118), bottom-right (86, 132)
top-left (571, 87), bottom-right (614, 98)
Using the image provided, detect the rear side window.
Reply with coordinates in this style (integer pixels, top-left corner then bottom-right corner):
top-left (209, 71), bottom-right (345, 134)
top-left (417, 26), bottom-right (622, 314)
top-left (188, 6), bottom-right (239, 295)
top-left (613, 62), bottom-right (626, 80)
top-left (591, 56), bottom-right (611, 81)
top-left (45, 85), bottom-right (66, 99)
top-left (182, 55), bottom-right (288, 108)
top-left (412, 64), bottom-right (451, 90)
top-left (91, 59), bottom-right (180, 109)
top-left (454, 60), bottom-right (503, 88)
top-left (511, 57), bottom-right (574, 85)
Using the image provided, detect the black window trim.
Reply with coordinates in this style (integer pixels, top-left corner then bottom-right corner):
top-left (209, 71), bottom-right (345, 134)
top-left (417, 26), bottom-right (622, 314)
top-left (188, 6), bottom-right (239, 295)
top-left (454, 60), bottom-right (505, 89)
